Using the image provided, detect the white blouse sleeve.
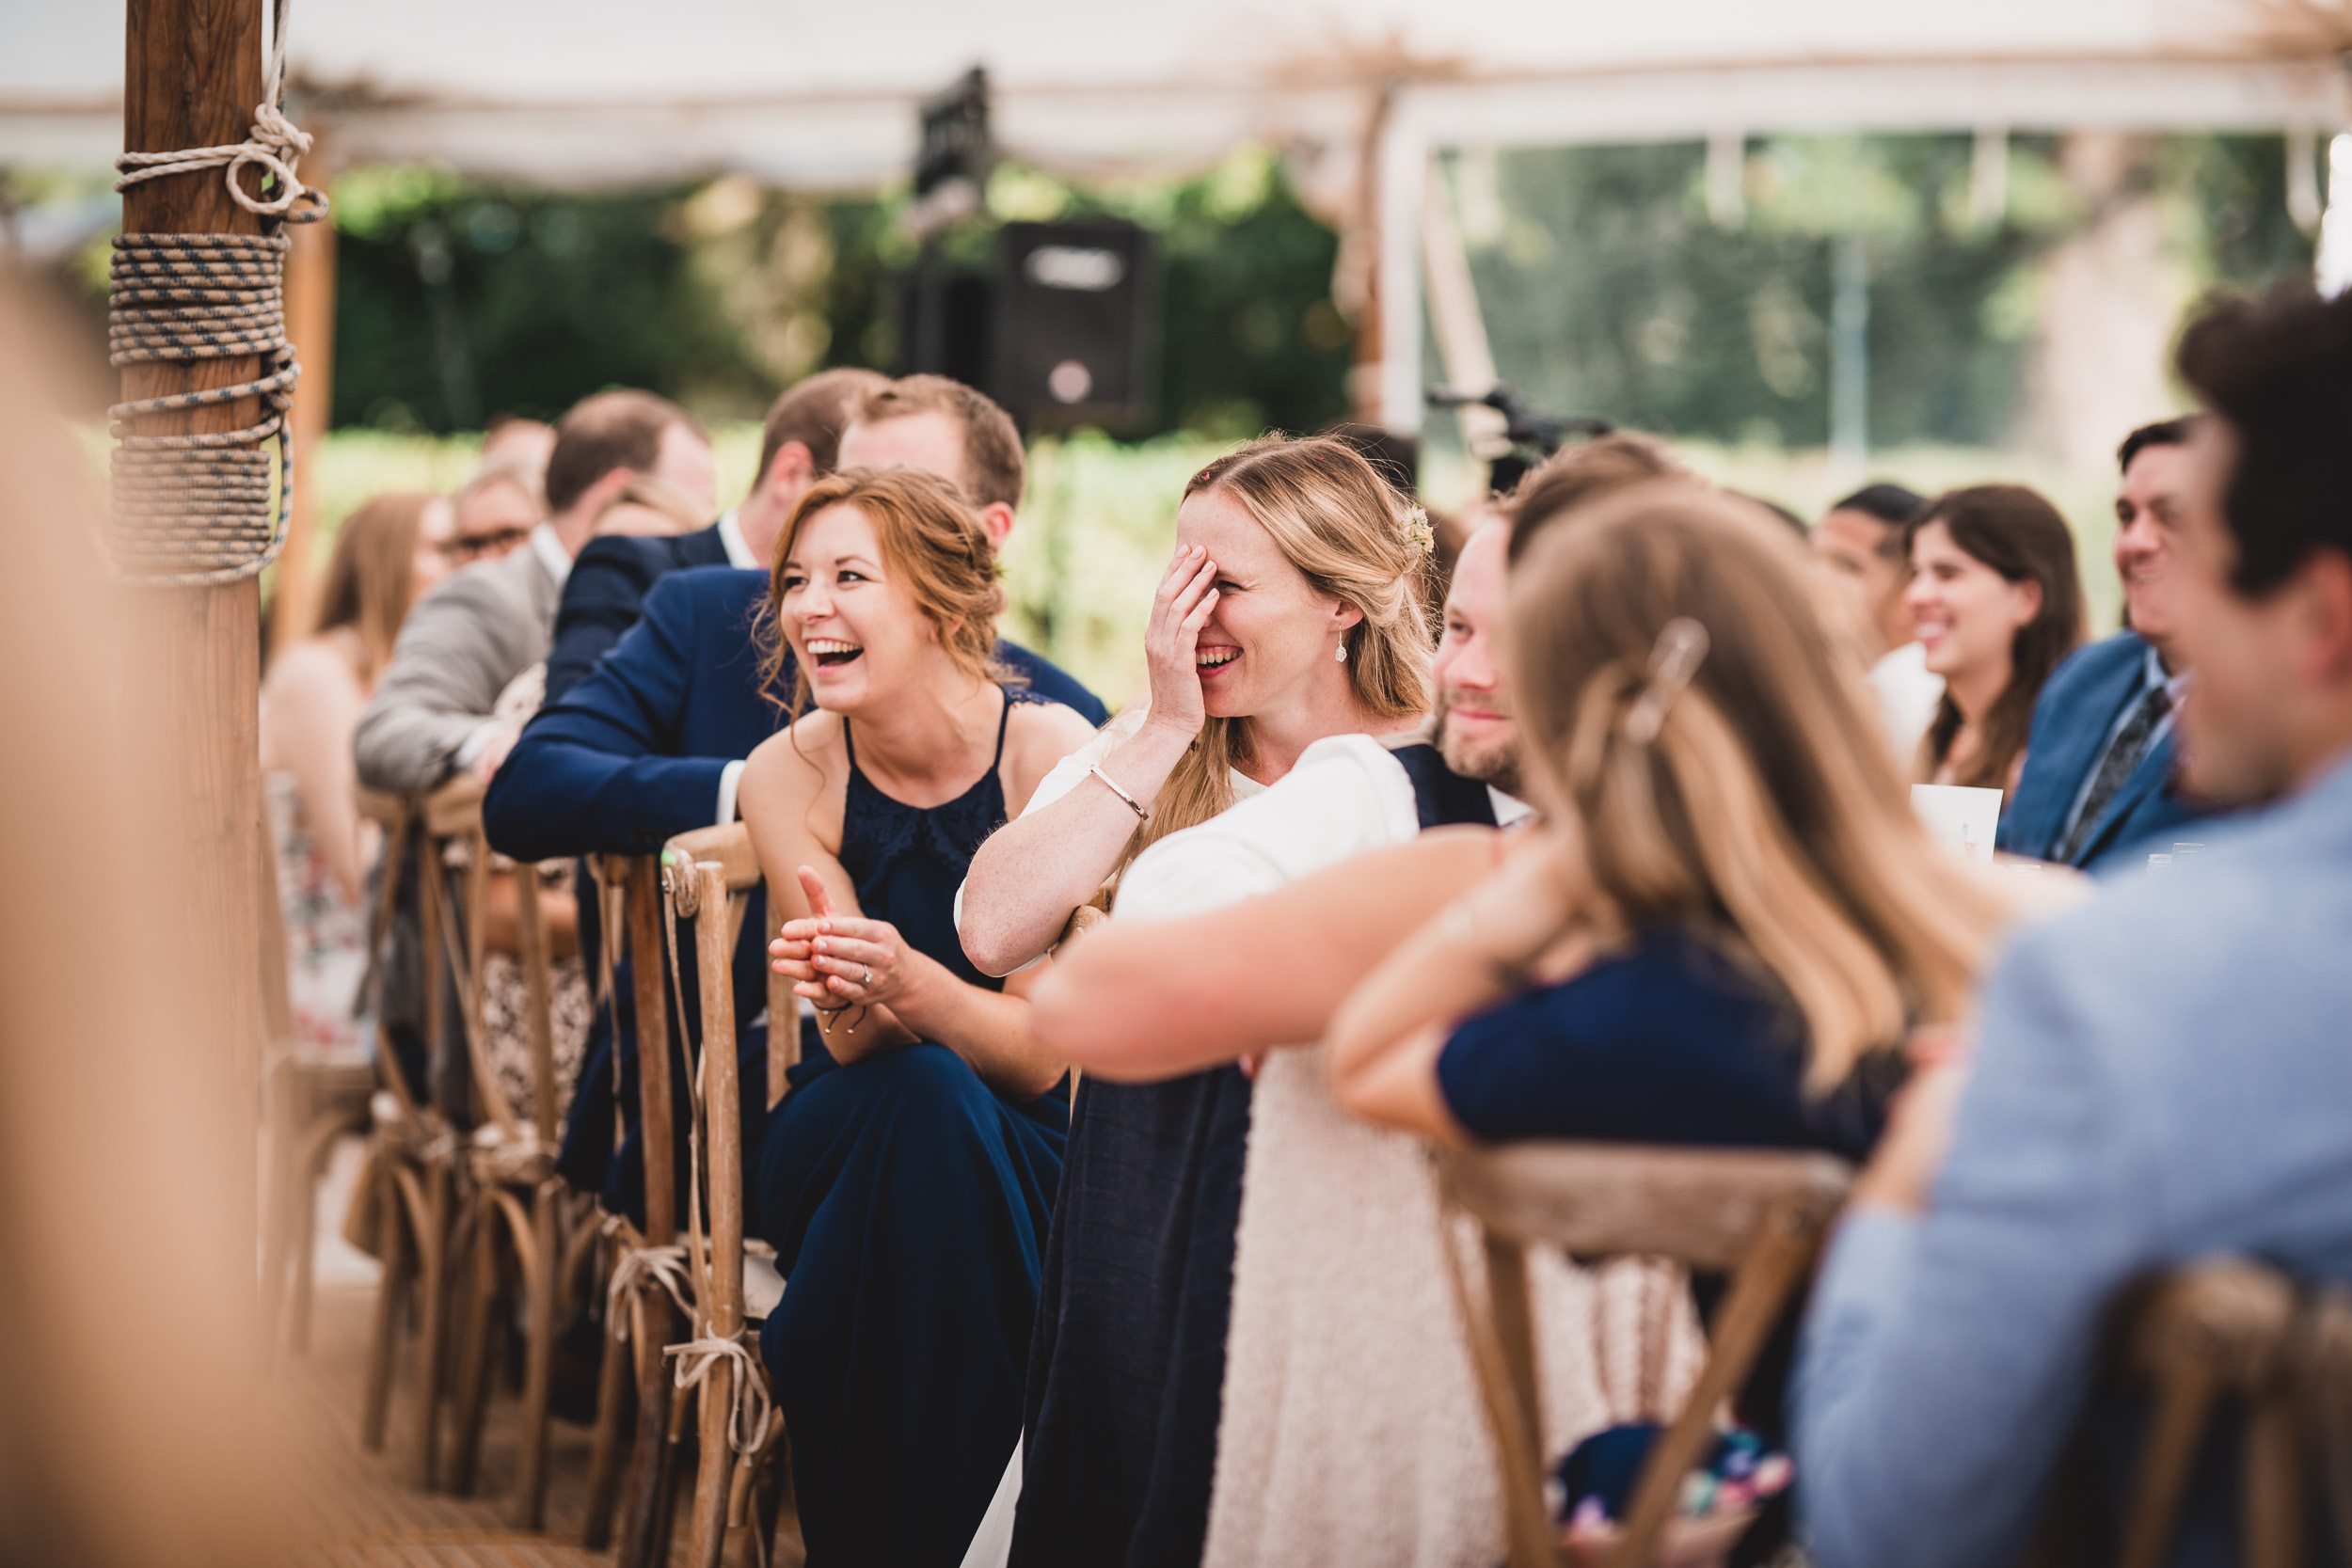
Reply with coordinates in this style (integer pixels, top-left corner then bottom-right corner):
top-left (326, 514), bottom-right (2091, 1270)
top-left (1114, 734), bottom-right (1422, 922)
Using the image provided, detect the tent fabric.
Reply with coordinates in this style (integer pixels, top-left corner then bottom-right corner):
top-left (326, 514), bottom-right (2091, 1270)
top-left (6, 1), bottom-right (2346, 187)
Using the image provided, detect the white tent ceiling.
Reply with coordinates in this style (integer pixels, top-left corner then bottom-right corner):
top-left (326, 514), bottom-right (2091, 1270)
top-left (7, 0), bottom-right (2345, 428)
top-left (6, 1), bottom-right (2347, 187)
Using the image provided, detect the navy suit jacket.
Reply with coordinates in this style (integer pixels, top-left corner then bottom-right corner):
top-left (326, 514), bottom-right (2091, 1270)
top-left (483, 564), bottom-right (1106, 1219)
top-left (542, 523), bottom-right (730, 706)
top-left (1997, 631), bottom-right (2218, 874)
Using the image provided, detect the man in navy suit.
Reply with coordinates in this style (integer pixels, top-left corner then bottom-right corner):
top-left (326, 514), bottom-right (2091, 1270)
top-left (484, 375), bottom-right (1106, 1222)
top-left (542, 368), bottom-right (887, 705)
top-left (1998, 418), bottom-right (2220, 871)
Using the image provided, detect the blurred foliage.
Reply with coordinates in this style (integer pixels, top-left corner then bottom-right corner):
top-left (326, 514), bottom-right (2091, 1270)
top-left (1454, 133), bottom-right (2313, 451)
top-left (322, 145), bottom-right (1352, 439)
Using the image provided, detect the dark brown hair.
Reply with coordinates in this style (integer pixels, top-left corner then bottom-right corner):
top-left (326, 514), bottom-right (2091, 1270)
top-left (2176, 285), bottom-right (2352, 596)
top-left (852, 375), bottom-right (1025, 511)
top-left (1905, 484), bottom-right (2086, 789)
top-left (310, 492), bottom-right (439, 678)
top-left (755, 367), bottom-right (891, 486)
top-left (760, 466), bottom-right (1009, 716)
top-left (542, 389), bottom-right (706, 516)
top-left (1504, 433), bottom-right (1688, 564)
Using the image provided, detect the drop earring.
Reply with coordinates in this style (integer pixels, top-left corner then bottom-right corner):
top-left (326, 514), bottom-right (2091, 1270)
top-left (1334, 642), bottom-right (1347, 662)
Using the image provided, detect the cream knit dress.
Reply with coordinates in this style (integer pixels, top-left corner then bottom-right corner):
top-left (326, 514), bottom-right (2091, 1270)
top-left (1200, 1043), bottom-right (1702, 1568)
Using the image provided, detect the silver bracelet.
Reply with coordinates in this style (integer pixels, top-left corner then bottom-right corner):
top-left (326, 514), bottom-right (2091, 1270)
top-left (1088, 762), bottom-right (1151, 822)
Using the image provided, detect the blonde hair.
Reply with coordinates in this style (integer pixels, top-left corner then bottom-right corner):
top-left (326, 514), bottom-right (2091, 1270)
top-left (1123, 435), bottom-right (1433, 869)
top-left (1509, 482), bottom-right (2006, 1088)
top-left (759, 465), bottom-right (1009, 716)
top-left (309, 491), bottom-right (439, 679)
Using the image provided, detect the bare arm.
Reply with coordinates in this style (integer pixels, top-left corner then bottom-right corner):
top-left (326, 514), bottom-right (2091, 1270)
top-left (740, 725), bottom-right (1066, 1099)
top-left (1029, 827), bottom-right (1504, 1081)
top-left (1326, 828), bottom-right (1593, 1142)
top-left (959, 545), bottom-right (1220, 975)
top-left (262, 643), bottom-right (369, 904)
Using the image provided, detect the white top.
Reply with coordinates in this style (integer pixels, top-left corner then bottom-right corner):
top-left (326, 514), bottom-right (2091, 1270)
top-left (1867, 641), bottom-right (1945, 762)
top-left (716, 508), bottom-right (760, 569)
top-left (527, 521), bottom-right (573, 590)
top-left (1118, 732), bottom-right (1531, 922)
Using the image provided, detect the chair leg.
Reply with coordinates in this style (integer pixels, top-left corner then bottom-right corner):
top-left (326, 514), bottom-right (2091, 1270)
top-left (2241, 1387), bottom-right (2304, 1568)
top-left (616, 1286), bottom-right (682, 1568)
top-left (444, 1188), bottom-right (503, 1497)
top-left (408, 1158), bottom-right (453, 1488)
top-left (360, 1153), bottom-right (412, 1453)
top-left (582, 1254), bottom-right (638, 1549)
top-left (1607, 1200), bottom-right (1828, 1568)
top-left (511, 1187), bottom-right (560, 1531)
top-left (688, 1354), bottom-right (736, 1568)
top-left (288, 1110), bottom-right (356, 1356)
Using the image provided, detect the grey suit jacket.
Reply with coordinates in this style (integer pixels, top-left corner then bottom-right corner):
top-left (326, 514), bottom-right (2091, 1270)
top-left (355, 533), bottom-right (564, 796)
top-left (1796, 754), bottom-right (2352, 1568)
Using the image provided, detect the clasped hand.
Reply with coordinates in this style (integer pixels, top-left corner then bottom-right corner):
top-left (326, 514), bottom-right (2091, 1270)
top-left (769, 865), bottom-right (914, 1014)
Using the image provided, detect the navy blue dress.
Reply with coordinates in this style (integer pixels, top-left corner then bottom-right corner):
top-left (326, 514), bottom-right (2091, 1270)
top-left (754, 689), bottom-right (1071, 1568)
top-left (1436, 927), bottom-right (1902, 1160)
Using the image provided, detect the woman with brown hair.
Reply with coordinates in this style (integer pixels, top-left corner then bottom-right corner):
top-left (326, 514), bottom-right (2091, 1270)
top-left (736, 465), bottom-right (1100, 1567)
top-left (1327, 482), bottom-right (2026, 1555)
top-left (954, 435), bottom-right (1434, 1568)
top-left (1903, 484), bottom-right (2086, 798)
top-left (260, 491), bottom-right (453, 1049)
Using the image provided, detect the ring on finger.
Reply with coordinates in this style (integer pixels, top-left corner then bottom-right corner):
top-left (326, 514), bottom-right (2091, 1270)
top-left (863, 966), bottom-right (873, 986)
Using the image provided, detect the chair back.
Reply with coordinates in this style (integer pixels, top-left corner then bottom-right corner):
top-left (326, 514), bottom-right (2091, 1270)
top-left (1435, 1141), bottom-right (1851, 1568)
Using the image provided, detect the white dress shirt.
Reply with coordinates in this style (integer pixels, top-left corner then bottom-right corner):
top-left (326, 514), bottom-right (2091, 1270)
top-left (1867, 641), bottom-right (1945, 762)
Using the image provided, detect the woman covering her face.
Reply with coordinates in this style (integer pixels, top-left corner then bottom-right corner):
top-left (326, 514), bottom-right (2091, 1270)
top-left (957, 436), bottom-right (1433, 1568)
top-left (735, 465), bottom-right (1101, 1566)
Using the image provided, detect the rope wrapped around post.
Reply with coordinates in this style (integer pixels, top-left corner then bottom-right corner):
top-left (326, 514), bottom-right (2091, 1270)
top-left (107, 0), bottom-right (326, 588)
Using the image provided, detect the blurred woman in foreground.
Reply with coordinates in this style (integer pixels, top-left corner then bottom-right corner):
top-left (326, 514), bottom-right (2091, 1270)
top-left (1903, 484), bottom-right (2084, 800)
top-left (260, 492), bottom-right (453, 1050)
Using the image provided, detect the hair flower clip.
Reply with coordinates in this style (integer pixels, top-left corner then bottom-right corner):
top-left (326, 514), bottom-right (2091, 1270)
top-left (1403, 504), bottom-right (1435, 559)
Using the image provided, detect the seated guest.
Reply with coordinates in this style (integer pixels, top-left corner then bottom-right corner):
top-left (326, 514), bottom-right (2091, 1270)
top-left (358, 390), bottom-right (710, 1110)
top-left (543, 368), bottom-right (884, 705)
top-left (739, 467), bottom-right (1098, 1567)
top-left (1810, 482), bottom-right (1943, 756)
top-left (956, 437), bottom-right (1436, 1568)
top-left (483, 375), bottom-right (1102, 1228)
top-left (1999, 419), bottom-right (2223, 871)
top-left (446, 460), bottom-right (543, 568)
top-left (590, 474), bottom-right (707, 538)
top-left (1791, 288), bottom-right (2352, 1568)
top-left (1904, 485), bottom-right (2085, 800)
top-left (262, 491), bottom-right (453, 1052)
top-left (1327, 483), bottom-right (2007, 1157)
top-left (356, 390), bottom-right (715, 795)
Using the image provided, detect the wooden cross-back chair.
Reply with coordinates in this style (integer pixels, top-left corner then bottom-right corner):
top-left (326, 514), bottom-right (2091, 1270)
top-left (659, 827), bottom-right (799, 1568)
top-left (2036, 1257), bottom-right (2307, 1568)
top-left (345, 773), bottom-right (490, 1488)
top-left (435, 809), bottom-right (592, 1528)
top-left (1437, 1142), bottom-right (1851, 1568)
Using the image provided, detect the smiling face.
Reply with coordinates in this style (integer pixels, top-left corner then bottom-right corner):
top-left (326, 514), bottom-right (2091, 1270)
top-left (774, 501), bottom-right (942, 714)
top-left (1175, 484), bottom-right (1361, 721)
top-left (1904, 519), bottom-right (2042, 689)
top-left (1434, 522), bottom-right (1520, 793)
top-left (2115, 440), bottom-right (2187, 657)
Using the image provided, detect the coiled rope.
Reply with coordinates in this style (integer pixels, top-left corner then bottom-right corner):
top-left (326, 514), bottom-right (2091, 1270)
top-left (107, 0), bottom-right (326, 588)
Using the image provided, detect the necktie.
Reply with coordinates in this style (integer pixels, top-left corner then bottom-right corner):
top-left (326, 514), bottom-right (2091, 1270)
top-left (2056, 681), bottom-right (2173, 863)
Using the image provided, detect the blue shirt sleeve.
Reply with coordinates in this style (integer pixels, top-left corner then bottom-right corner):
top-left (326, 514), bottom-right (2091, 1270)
top-left (544, 535), bottom-right (665, 705)
top-left (1793, 927), bottom-right (2147, 1568)
top-left (997, 641), bottom-right (1108, 727)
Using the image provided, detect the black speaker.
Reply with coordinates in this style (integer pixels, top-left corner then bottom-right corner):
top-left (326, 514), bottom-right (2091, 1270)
top-left (991, 219), bottom-right (1159, 432)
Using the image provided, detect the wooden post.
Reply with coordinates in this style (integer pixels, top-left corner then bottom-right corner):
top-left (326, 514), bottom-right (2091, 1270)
top-left (121, 0), bottom-right (270, 1269)
top-left (270, 123), bottom-right (335, 660)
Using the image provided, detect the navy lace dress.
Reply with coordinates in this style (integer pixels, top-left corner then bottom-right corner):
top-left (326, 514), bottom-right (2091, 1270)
top-left (754, 689), bottom-right (1071, 1567)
